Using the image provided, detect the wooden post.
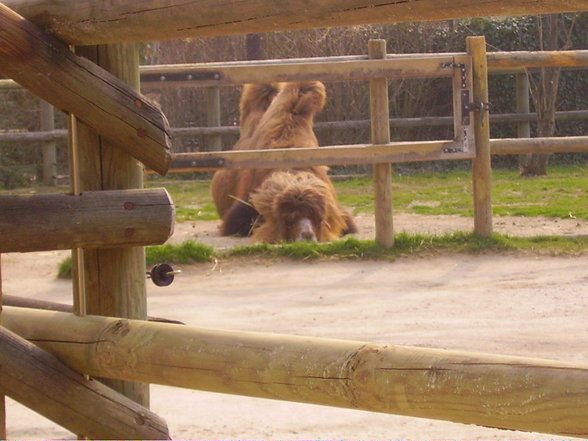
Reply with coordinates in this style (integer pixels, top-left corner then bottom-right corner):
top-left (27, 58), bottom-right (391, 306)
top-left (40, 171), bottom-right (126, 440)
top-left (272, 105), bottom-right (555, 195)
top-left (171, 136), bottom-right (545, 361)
top-left (39, 100), bottom-right (56, 185)
top-left (71, 44), bottom-right (149, 407)
top-left (467, 36), bottom-right (493, 237)
top-left (205, 86), bottom-right (222, 151)
top-left (368, 39), bottom-right (393, 248)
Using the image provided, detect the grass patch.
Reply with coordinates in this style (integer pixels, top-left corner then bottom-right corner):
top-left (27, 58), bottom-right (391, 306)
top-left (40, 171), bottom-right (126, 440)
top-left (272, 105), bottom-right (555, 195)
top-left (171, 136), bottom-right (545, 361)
top-left (55, 233), bottom-right (588, 278)
top-left (146, 240), bottom-right (214, 265)
top-left (334, 165), bottom-right (588, 219)
top-left (223, 232), bottom-right (587, 260)
top-left (149, 165), bottom-right (588, 222)
top-left (57, 241), bottom-right (214, 279)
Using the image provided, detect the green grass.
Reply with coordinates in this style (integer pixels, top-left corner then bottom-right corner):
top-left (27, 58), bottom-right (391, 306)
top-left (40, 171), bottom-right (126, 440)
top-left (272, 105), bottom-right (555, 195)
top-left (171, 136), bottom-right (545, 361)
top-left (334, 165), bottom-right (588, 219)
top-left (149, 165), bottom-right (588, 222)
top-left (57, 240), bottom-right (214, 279)
top-left (56, 233), bottom-right (588, 278)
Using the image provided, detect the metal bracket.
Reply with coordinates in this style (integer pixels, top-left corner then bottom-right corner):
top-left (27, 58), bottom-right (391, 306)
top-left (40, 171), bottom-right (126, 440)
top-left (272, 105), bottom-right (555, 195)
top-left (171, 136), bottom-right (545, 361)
top-left (463, 98), bottom-right (491, 127)
top-left (441, 61), bottom-right (468, 89)
top-left (141, 71), bottom-right (221, 83)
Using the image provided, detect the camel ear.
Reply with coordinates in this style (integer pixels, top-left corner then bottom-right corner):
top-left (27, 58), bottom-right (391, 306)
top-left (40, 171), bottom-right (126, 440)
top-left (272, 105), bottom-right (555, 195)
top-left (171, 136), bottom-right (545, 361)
top-left (221, 201), bottom-right (260, 237)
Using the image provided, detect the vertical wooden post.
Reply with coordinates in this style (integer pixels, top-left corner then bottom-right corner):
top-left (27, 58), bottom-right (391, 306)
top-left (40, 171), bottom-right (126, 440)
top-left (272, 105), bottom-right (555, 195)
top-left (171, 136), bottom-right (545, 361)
top-left (70, 43), bottom-right (149, 407)
top-left (467, 36), bottom-right (492, 237)
top-left (368, 39), bottom-right (393, 248)
top-left (205, 86), bottom-right (222, 151)
top-left (40, 100), bottom-right (56, 186)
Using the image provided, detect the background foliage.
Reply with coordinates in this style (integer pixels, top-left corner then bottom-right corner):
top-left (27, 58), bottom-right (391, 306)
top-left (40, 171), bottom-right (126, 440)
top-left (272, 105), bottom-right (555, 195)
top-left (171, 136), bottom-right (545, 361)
top-left (1, 14), bottom-right (586, 187)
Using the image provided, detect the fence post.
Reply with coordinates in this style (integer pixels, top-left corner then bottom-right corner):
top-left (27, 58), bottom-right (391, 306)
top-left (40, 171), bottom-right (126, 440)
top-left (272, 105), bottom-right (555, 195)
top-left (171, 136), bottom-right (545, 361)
top-left (69, 43), bottom-right (149, 409)
top-left (467, 36), bottom-right (492, 237)
top-left (368, 39), bottom-right (393, 248)
top-left (205, 86), bottom-right (222, 151)
top-left (39, 100), bottom-right (56, 185)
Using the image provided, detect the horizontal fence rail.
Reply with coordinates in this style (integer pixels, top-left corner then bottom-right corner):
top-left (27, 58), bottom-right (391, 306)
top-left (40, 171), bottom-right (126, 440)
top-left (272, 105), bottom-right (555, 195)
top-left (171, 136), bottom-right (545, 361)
top-left (140, 50), bottom-right (588, 87)
top-left (3, 306), bottom-right (588, 438)
top-left (169, 136), bottom-right (588, 171)
top-left (3, 110), bottom-right (588, 144)
top-left (2, 50), bottom-right (587, 90)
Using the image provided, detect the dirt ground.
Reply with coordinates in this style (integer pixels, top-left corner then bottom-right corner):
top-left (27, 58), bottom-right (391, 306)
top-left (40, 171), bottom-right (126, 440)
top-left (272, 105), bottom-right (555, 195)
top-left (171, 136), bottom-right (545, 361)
top-left (3, 213), bottom-right (588, 440)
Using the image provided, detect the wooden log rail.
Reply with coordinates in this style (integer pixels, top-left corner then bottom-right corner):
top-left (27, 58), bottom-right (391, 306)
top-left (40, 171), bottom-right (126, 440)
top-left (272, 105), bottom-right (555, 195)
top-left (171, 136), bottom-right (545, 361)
top-left (0, 188), bottom-right (174, 253)
top-left (167, 136), bottom-right (588, 172)
top-left (0, 3), bottom-right (172, 175)
top-left (1, 50), bottom-right (586, 91)
top-left (5, 0), bottom-right (588, 45)
top-left (3, 111), bottom-right (588, 144)
top-left (0, 325), bottom-right (170, 439)
top-left (139, 50), bottom-right (588, 87)
top-left (3, 306), bottom-right (588, 437)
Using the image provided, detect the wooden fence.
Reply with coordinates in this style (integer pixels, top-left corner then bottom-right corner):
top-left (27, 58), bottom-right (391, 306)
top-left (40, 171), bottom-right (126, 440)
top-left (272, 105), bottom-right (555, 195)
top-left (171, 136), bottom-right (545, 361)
top-left (2, 0), bottom-right (588, 439)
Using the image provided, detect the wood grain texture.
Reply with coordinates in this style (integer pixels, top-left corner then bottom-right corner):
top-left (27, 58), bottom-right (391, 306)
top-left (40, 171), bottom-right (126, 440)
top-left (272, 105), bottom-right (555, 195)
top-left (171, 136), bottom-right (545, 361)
top-left (0, 324), bottom-right (170, 439)
top-left (4, 306), bottom-right (588, 437)
top-left (5, 0), bottom-right (588, 45)
top-left (0, 4), bottom-right (171, 175)
top-left (0, 188), bottom-right (174, 253)
top-left (70, 42), bottom-right (150, 407)
top-left (171, 140), bottom-right (475, 171)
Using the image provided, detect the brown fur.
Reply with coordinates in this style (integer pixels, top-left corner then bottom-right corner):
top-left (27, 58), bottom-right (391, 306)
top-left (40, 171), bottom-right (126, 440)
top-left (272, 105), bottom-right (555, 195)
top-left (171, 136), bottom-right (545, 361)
top-left (211, 83), bottom-right (281, 217)
top-left (250, 171), bottom-right (353, 243)
top-left (212, 81), bottom-right (357, 240)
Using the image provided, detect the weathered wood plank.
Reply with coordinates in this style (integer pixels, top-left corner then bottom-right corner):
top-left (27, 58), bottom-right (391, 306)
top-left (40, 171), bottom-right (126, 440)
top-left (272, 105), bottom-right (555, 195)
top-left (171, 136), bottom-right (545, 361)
top-left (141, 55), bottom-right (469, 86)
top-left (0, 324), bottom-right (170, 439)
top-left (0, 3), bottom-right (171, 175)
top-left (5, 0), bottom-right (588, 45)
top-left (171, 140), bottom-right (474, 171)
top-left (4, 306), bottom-right (588, 437)
top-left (0, 188), bottom-right (174, 253)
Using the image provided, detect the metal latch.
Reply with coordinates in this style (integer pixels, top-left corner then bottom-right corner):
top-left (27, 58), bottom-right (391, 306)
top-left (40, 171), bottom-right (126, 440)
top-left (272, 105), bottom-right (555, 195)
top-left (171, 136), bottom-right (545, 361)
top-left (461, 90), bottom-right (491, 128)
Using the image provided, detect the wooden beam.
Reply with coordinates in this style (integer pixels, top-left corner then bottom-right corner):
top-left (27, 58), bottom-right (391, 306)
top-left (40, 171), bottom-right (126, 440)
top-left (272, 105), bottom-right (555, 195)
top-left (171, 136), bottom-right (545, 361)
top-left (369, 39), bottom-right (393, 248)
top-left (491, 136), bottom-right (588, 155)
top-left (0, 3), bottom-right (172, 175)
top-left (0, 324), bottom-right (170, 439)
top-left (467, 36), bottom-right (493, 238)
top-left (170, 140), bottom-right (474, 171)
top-left (0, 188), bottom-right (174, 253)
top-left (487, 50), bottom-right (588, 73)
top-left (4, 306), bottom-right (588, 437)
top-left (141, 54), bottom-right (469, 86)
top-left (5, 0), bottom-right (588, 45)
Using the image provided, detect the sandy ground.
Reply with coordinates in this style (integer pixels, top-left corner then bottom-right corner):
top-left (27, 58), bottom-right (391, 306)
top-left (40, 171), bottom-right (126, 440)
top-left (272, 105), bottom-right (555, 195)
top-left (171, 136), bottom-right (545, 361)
top-left (2, 213), bottom-right (588, 440)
